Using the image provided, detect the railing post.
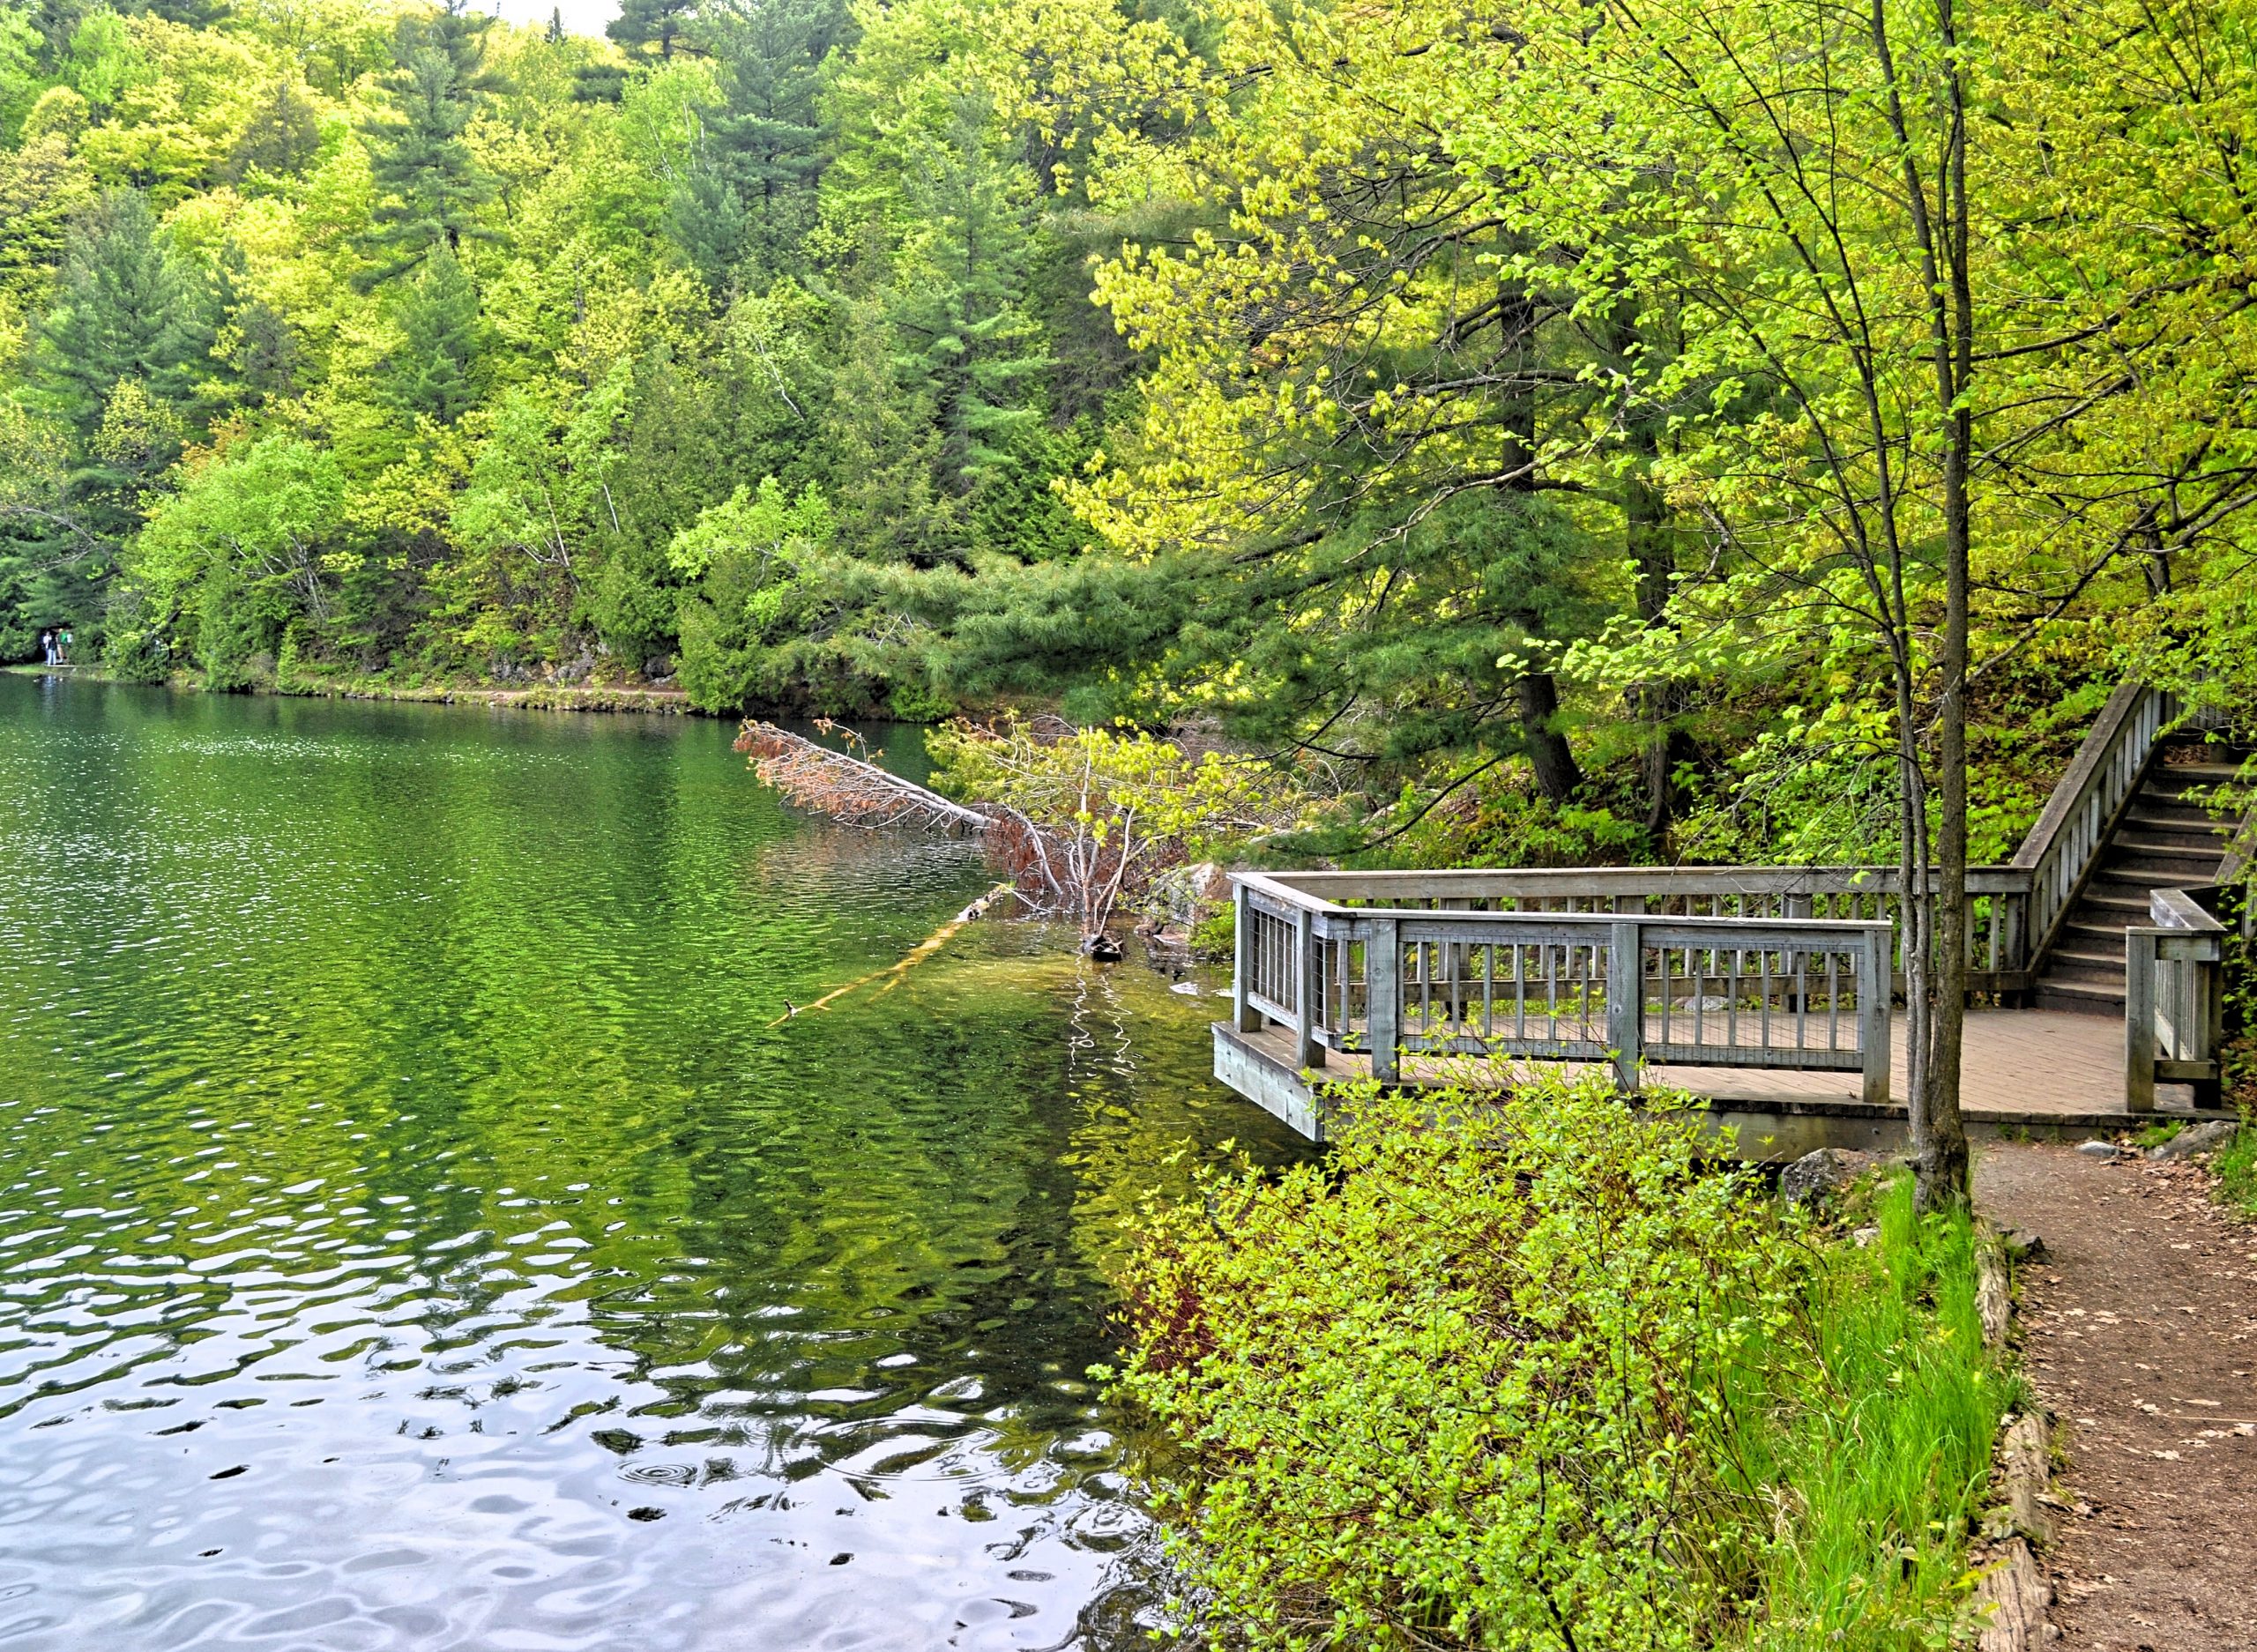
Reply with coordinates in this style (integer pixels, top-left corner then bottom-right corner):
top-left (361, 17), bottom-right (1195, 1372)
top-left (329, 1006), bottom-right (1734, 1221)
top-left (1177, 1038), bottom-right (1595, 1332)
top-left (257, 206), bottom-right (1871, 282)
top-left (1367, 916), bottom-right (1401, 1083)
top-left (1233, 880), bottom-right (1261, 1033)
top-left (2125, 928), bottom-right (2156, 1112)
top-left (2199, 943), bottom-right (2226, 1108)
top-left (1858, 926), bottom-right (1891, 1106)
top-left (1606, 919), bottom-right (1643, 1091)
top-left (1293, 904), bottom-right (1323, 1070)
top-left (1999, 889), bottom-right (2027, 989)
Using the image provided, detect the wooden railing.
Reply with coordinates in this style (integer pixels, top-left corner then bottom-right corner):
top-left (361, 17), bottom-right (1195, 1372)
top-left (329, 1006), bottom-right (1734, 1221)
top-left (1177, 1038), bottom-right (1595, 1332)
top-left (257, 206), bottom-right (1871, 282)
top-left (2012, 681), bottom-right (2179, 970)
top-left (2126, 887), bottom-right (2227, 1111)
top-left (1235, 866), bottom-right (2032, 993)
top-left (1235, 872), bottom-right (1894, 1104)
top-left (1231, 680), bottom-right (2246, 1114)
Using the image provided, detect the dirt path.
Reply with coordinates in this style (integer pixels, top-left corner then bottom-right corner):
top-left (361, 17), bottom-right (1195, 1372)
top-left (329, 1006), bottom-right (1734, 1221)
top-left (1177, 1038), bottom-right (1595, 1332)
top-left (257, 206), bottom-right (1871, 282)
top-left (1977, 1143), bottom-right (2257, 1651)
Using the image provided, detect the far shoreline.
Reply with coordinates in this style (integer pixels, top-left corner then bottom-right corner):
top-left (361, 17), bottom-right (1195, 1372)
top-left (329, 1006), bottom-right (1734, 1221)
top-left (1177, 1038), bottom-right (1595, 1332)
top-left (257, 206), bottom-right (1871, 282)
top-left (4, 662), bottom-right (709, 717)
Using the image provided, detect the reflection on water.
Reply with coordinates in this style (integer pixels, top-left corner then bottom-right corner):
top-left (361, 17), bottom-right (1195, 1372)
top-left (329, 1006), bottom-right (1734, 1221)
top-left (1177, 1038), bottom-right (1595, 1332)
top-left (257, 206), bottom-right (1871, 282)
top-left (0, 676), bottom-right (1303, 1651)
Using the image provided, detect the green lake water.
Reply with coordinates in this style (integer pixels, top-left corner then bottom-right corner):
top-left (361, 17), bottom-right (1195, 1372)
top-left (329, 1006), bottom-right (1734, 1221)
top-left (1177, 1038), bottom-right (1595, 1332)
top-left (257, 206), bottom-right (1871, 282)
top-left (0, 673), bottom-right (1303, 1650)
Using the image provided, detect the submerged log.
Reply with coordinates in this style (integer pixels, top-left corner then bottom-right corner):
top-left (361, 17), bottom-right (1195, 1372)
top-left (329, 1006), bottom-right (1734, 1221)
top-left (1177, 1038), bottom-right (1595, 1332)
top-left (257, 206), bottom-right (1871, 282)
top-left (769, 882), bottom-right (1018, 1026)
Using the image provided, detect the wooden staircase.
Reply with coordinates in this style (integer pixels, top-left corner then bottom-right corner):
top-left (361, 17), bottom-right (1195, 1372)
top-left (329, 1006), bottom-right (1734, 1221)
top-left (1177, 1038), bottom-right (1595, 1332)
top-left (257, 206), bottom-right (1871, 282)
top-left (2034, 742), bottom-right (2244, 1014)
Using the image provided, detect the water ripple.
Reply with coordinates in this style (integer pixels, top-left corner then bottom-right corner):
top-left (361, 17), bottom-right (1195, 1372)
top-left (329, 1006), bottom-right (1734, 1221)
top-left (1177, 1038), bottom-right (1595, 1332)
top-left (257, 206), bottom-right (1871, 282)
top-left (0, 678), bottom-right (1305, 1651)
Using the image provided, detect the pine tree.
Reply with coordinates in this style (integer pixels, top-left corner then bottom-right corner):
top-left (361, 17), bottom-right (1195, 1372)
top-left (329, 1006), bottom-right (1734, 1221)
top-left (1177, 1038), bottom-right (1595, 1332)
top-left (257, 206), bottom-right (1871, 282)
top-left (571, 62), bottom-right (627, 102)
top-left (883, 97), bottom-right (1048, 501)
top-left (389, 245), bottom-right (484, 424)
top-left (35, 190), bottom-right (211, 441)
top-left (356, 2), bottom-right (508, 286)
top-left (545, 5), bottom-right (563, 44)
top-left (224, 77), bottom-right (323, 182)
top-left (141, 0), bottom-right (231, 27)
top-left (688, 0), bottom-right (846, 279)
top-left (32, 190), bottom-right (212, 549)
top-left (606, 0), bottom-right (697, 60)
top-left (211, 243), bottom-right (299, 409)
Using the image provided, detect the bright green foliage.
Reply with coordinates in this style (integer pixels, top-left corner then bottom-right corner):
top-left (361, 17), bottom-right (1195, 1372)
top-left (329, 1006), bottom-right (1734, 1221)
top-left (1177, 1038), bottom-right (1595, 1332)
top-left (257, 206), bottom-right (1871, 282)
top-left (0, 5), bottom-right (44, 141)
top-left (449, 363), bottom-right (631, 663)
top-left (0, 0), bottom-right (2246, 884)
top-left (2210, 1123), bottom-right (2257, 1217)
top-left (0, 130), bottom-right (92, 301)
top-left (1105, 1071), bottom-right (2009, 1649)
top-left (1733, 1172), bottom-right (2012, 1642)
top-left (127, 436), bottom-right (346, 684)
top-left (667, 474), bottom-right (844, 708)
top-left (928, 716), bottom-right (1298, 932)
top-left (0, 0), bottom-right (1114, 703)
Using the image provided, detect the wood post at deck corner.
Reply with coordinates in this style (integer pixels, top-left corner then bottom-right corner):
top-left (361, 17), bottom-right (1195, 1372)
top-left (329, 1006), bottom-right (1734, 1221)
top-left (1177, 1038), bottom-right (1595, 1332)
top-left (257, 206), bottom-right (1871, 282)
top-left (1292, 904), bottom-right (1323, 1071)
top-left (1233, 881), bottom-right (1262, 1034)
top-left (1858, 926), bottom-right (1892, 1106)
top-left (1367, 916), bottom-right (1402, 1083)
top-left (1606, 920), bottom-right (1643, 1091)
top-left (2125, 926), bottom-right (2156, 1112)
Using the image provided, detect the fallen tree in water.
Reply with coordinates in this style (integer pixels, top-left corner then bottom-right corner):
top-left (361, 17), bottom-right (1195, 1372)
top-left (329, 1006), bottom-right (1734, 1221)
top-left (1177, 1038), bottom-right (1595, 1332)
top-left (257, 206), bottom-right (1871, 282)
top-left (735, 718), bottom-right (989, 834)
top-left (735, 717), bottom-right (1297, 956)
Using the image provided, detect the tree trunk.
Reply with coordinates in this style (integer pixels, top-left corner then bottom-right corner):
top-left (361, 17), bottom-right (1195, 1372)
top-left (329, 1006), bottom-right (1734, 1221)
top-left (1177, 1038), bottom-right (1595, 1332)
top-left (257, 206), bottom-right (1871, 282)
top-left (1497, 270), bottom-right (1583, 807)
top-left (1628, 455), bottom-right (1694, 838)
top-left (1870, 0), bottom-right (1974, 1210)
top-left (1516, 671), bottom-right (1583, 803)
top-left (1918, 6), bottom-right (1976, 1210)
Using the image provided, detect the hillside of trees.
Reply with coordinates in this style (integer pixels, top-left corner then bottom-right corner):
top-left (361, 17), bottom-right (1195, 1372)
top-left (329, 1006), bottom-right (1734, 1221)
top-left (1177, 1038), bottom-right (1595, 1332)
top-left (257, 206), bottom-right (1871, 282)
top-left (1, 0), bottom-right (2252, 867)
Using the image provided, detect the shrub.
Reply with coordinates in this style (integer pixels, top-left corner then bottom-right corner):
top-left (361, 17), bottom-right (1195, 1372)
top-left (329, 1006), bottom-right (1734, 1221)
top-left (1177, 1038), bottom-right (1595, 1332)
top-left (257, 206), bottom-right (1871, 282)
top-left (1103, 1070), bottom-right (2007, 1650)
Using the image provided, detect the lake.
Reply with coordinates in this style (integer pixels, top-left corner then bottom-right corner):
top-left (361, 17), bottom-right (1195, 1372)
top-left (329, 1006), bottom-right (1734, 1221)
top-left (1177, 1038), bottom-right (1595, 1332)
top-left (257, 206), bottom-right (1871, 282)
top-left (0, 673), bottom-right (1302, 1651)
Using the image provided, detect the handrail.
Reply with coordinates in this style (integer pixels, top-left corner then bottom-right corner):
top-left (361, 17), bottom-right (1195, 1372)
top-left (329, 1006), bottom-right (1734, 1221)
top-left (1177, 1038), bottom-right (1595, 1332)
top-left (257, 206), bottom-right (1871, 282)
top-left (1242, 864), bottom-right (2032, 990)
top-left (2124, 885), bottom-right (2226, 1111)
top-left (2013, 682), bottom-right (2177, 971)
top-left (2011, 681), bottom-right (2151, 869)
top-left (1233, 874), bottom-right (1895, 1105)
top-left (1226, 681), bottom-right (2227, 1123)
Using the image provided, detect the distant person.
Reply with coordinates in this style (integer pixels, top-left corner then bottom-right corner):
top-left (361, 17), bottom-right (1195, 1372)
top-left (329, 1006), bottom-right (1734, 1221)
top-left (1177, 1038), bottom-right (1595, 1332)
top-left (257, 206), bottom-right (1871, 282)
top-left (57, 628), bottom-right (71, 663)
top-left (37, 629), bottom-right (52, 666)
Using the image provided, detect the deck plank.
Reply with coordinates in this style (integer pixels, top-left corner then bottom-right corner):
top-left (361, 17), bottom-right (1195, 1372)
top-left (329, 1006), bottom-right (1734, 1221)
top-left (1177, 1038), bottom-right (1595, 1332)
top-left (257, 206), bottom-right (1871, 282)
top-left (1225, 1007), bottom-right (2208, 1138)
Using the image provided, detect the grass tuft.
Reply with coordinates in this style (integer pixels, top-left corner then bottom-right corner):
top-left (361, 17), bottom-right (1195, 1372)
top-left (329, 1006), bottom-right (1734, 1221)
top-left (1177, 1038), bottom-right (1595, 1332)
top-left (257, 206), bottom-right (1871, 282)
top-left (2211, 1116), bottom-right (2257, 1217)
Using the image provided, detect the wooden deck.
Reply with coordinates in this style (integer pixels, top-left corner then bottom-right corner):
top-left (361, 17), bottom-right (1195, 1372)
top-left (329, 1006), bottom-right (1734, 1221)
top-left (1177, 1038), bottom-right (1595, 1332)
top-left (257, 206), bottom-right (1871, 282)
top-left (1215, 1008), bottom-right (2233, 1158)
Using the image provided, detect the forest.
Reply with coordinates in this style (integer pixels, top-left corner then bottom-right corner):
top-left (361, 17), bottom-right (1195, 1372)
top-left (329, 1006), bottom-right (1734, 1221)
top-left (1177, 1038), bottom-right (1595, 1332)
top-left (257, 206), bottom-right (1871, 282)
top-left (0, 0), bottom-right (2252, 872)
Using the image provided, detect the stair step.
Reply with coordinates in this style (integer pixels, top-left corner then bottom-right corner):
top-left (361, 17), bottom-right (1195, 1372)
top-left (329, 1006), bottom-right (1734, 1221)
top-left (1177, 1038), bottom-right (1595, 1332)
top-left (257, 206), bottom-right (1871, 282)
top-left (2125, 797), bottom-right (2229, 821)
top-left (2046, 967), bottom-right (2128, 989)
top-left (2093, 867), bottom-right (2185, 890)
top-left (2106, 856), bottom-right (2229, 882)
top-left (2074, 889), bottom-right (2151, 913)
top-left (2048, 941), bottom-right (2128, 968)
top-left (2116, 820), bottom-right (2232, 851)
top-left (2035, 978), bottom-right (2127, 1015)
top-left (2148, 762), bottom-right (2244, 787)
top-left (2111, 834), bottom-right (2227, 860)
